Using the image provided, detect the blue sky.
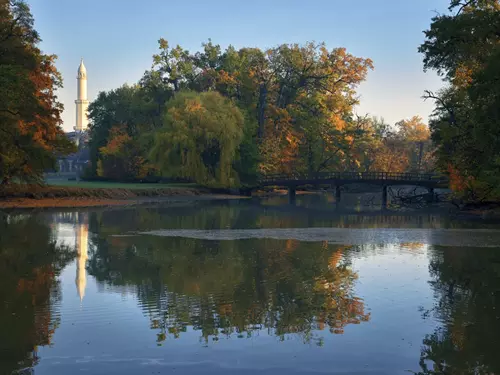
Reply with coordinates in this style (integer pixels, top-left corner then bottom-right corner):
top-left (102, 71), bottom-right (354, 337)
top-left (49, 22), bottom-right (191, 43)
top-left (29, 0), bottom-right (450, 131)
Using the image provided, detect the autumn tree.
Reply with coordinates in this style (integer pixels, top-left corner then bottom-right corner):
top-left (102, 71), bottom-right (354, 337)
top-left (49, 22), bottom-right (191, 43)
top-left (147, 39), bottom-right (374, 175)
top-left (89, 38), bottom-right (375, 186)
top-left (420, 0), bottom-right (500, 201)
top-left (0, 0), bottom-right (74, 184)
top-left (349, 116), bottom-right (434, 174)
top-left (393, 116), bottom-right (433, 173)
top-left (87, 84), bottom-right (161, 177)
top-left (96, 125), bottom-right (153, 180)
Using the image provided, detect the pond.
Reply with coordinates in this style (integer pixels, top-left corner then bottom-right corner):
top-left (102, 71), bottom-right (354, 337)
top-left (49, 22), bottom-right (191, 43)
top-left (1, 196), bottom-right (500, 374)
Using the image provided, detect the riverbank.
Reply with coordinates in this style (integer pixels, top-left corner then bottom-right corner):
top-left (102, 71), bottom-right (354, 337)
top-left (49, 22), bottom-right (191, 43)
top-left (0, 184), bottom-right (246, 209)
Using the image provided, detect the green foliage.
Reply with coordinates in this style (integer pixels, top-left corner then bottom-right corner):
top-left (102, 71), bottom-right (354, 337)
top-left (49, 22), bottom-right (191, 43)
top-left (420, 0), bottom-right (500, 201)
top-left (88, 85), bottom-right (148, 176)
top-left (232, 117), bottom-right (260, 185)
top-left (149, 91), bottom-right (244, 187)
top-left (88, 37), bottom-right (435, 187)
top-left (0, 0), bottom-right (75, 184)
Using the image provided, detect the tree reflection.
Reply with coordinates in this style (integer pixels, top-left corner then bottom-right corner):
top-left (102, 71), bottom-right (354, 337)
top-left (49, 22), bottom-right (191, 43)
top-left (417, 246), bottom-right (500, 375)
top-left (83, 199), bottom-right (473, 238)
top-left (88, 228), bottom-right (370, 344)
top-left (0, 213), bottom-right (75, 374)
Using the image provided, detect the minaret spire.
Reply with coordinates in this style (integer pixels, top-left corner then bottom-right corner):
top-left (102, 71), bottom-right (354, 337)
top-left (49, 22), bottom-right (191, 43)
top-left (75, 58), bottom-right (89, 131)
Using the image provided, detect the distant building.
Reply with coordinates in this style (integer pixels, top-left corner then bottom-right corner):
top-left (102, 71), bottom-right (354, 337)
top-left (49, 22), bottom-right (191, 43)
top-left (50, 59), bottom-right (91, 179)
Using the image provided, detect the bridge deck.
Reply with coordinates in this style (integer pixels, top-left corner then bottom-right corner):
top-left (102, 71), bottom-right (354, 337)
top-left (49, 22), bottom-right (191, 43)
top-left (258, 171), bottom-right (446, 188)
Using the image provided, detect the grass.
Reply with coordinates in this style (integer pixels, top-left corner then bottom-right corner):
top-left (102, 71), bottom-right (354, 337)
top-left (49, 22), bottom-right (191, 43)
top-left (47, 180), bottom-right (198, 189)
top-left (0, 181), bottom-right (205, 201)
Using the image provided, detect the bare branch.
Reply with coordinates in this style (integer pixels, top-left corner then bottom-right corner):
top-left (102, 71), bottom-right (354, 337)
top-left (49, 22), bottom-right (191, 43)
top-left (422, 90), bottom-right (457, 126)
top-left (454, 0), bottom-right (475, 15)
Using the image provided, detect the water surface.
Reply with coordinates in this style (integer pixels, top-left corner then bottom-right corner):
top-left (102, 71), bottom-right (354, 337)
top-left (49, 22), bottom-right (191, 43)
top-left (1, 198), bottom-right (500, 374)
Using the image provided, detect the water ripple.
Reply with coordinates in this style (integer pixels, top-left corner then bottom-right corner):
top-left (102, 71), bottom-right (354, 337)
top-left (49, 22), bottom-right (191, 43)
top-left (135, 227), bottom-right (500, 247)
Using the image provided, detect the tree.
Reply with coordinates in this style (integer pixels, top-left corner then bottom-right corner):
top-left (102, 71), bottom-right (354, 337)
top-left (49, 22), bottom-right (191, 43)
top-left (393, 116), bottom-right (433, 172)
top-left (148, 40), bottom-right (373, 175)
top-left (419, 0), bottom-right (500, 201)
top-left (88, 38), bottom-right (374, 186)
top-left (353, 116), bottom-right (434, 174)
top-left (96, 125), bottom-right (153, 180)
top-left (149, 91), bottom-right (244, 187)
top-left (0, 0), bottom-right (74, 184)
top-left (87, 84), bottom-right (152, 176)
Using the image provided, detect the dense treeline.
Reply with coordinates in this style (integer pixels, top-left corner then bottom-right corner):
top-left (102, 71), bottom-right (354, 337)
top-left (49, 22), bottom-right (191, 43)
top-left (420, 0), bottom-right (500, 201)
top-left (0, 1), bottom-right (436, 189)
top-left (87, 40), bottom-right (434, 187)
top-left (0, 0), bottom-right (74, 185)
top-left (9, 0), bottom-right (500, 201)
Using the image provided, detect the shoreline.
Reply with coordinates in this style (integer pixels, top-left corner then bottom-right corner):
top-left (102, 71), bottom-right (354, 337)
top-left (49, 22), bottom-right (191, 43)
top-left (0, 194), bottom-right (247, 209)
top-left (1, 184), bottom-right (499, 222)
top-left (0, 184), bottom-right (248, 209)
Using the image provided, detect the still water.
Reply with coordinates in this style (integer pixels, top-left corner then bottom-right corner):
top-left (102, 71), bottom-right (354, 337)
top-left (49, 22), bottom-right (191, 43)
top-left (1, 197), bottom-right (500, 374)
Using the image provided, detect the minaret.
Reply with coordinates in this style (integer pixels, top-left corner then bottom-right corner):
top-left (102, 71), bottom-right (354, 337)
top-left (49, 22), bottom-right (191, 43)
top-left (75, 58), bottom-right (89, 131)
top-left (75, 214), bottom-right (89, 302)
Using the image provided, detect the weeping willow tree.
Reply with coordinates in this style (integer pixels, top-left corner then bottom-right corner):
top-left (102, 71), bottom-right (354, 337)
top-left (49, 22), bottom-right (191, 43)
top-left (150, 91), bottom-right (244, 187)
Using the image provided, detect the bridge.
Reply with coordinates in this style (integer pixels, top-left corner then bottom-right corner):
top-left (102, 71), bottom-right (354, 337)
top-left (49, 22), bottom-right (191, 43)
top-left (256, 171), bottom-right (448, 205)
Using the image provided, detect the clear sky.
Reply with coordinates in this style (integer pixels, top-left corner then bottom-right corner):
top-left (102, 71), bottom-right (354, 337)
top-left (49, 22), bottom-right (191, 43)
top-left (28, 0), bottom-right (450, 132)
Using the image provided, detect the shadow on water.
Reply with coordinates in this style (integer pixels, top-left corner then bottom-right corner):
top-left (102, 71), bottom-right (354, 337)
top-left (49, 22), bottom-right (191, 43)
top-left (1, 197), bottom-right (500, 374)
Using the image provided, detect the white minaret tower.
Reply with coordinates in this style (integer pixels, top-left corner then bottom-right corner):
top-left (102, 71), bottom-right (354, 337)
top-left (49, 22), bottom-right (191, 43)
top-left (75, 58), bottom-right (89, 131)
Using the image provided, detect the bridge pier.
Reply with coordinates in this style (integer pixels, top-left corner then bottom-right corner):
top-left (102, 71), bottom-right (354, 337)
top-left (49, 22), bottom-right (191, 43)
top-left (428, 187), bottom-right (435, 203)
top-left (382, 185), bottom-right (388, 209)
top-left (335, 185), bottom-right (341, 203)
top-left (288, 187), bottom-right (296, 204)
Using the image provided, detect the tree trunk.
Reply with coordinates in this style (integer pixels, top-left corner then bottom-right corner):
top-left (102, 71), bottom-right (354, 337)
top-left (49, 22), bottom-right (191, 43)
top-left (257, 83), bottom-right (267, 139)
top-left (417, 141), bottom-right (424, 171)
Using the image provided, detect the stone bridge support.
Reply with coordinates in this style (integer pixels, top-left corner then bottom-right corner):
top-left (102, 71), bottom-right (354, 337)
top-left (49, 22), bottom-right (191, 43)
top-left (428, 187), bottom-right (435, 203)
top-left (288, 186), bottom-right (296, 204)
top-left (382, 185), bottom-right (388, 209)
top-left (335, 185), bottom-right (342, 203)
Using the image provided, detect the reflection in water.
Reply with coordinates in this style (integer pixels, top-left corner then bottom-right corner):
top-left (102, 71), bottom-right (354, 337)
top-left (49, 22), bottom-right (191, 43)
top-left (75, 215), bottom-right (89, 302)
top-left (0, 213), bottom-right (75, 374)
top-left (416, 246), bottom-right (500, 375)
top-left (1, 199), bottom-right (500, 374)
top-left (88, 233), bottom-right (370, 344)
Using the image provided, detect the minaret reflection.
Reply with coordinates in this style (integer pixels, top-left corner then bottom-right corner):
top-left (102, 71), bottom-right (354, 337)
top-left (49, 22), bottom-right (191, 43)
top-left (75, 213), bottom-right (89, 302)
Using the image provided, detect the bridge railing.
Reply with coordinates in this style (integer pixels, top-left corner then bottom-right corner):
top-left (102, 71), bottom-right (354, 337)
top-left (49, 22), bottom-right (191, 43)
top-left (258, 171), bottom-right (445, 184)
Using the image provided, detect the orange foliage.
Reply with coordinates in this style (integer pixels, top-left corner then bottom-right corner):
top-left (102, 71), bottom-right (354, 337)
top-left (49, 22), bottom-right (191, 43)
top-left (448, 163), bottom-right (473, 192)
top-left (20, 55), bottom-right (68, 152)
top-left (100, 125), bottom-right (131, 156)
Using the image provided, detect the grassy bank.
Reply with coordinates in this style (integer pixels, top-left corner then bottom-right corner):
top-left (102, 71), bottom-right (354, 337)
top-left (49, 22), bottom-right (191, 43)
top-left (0, 182), bottom-right (214, 209)
top-left (47, 180), bottom-right (198, 190)
top-left (1, 183), bottom-right (205, 199)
